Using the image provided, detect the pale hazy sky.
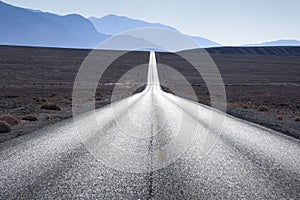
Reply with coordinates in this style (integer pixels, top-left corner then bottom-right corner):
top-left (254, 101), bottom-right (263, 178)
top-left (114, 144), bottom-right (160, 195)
top-left (2, 0), bottom-right (299, 45)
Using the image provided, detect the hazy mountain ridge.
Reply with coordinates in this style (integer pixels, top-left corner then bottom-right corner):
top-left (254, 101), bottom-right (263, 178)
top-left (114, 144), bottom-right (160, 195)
top-left (0, 1), bottom-right (299, 49)
top-left (187, 35), bottom-right (221, 48)
top-left (89, 14), bottom-right (221, 48)
top-left (245, 39), bottom-right (300, 47)
top-left (0, 0), bottom-right (220, 49)
top-left (89, 14), bottom-right (178, 35)
top-left (0, 1), bottom-right (108, 48)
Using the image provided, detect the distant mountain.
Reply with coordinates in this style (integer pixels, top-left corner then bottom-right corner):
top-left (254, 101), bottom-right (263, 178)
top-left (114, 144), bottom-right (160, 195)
top-left (4, 1), bottom-right (298, 50)
top-left (0, 1), bottom-right (108, 48)
top-left (0, 1), bottom-right (220, 49)
top-left (245, 39), bottom-right (300, 47)
top-left (100, 35), bottom-right (169, 52)
top-left (89, 15), bottom-right (221, 48)
top-left (89, 14), bottom-right (177, 35)
top-left (187, 35), bottom-right (221, 48)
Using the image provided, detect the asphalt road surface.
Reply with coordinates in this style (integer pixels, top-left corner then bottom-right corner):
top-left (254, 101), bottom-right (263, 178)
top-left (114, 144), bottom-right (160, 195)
top-left (0, 52), bottom-right (299, 199)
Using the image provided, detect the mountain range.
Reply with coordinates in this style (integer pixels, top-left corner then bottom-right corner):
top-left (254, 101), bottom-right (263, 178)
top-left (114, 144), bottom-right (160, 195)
top-left (245, 39), bottom-right (300, 47)
top-left (89, 14), bottom-right (221, 48)
top-left (0, 1), bottom-right (108, 48)
top-left (0, 1), bottom-right (299, 49)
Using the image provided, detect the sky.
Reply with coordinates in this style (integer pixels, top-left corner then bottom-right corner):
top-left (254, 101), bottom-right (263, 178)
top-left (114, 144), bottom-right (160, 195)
top-left (2, 0), bottom-right (300, 46)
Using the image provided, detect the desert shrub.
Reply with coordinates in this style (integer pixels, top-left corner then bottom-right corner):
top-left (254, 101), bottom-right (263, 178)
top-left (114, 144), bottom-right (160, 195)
top-left (258, 106), bottom-right (269, 112)
top-left (40, 103), bottom-right (61, 111)
top-left (0, 121), bottom-right (11, 133)
top-left (0, 114), bottom-right (19, 125)
top-left (21, 115), bottom-right (38, 121)
top-left (242, 105), bottom-right (249, 109)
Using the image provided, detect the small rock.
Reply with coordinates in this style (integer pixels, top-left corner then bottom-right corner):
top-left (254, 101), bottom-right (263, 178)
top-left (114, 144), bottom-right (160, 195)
top-left (279, 103), bottom-right (288, 107)
top-left (242, 105), bottom-right (249, 109)
top-left (258, 106), bottom-right (269, 112)
top-left (277, 116), bottom-right (283, 121)
top-left (40, 103), bottom-right (61, 111)
top-left (0, 121), bottom-right (11, 133)
top-left (0, 114), bottom-right (20, 125)
top-left (295, 117), bottom-right (300, 122)
top-left (21, 115), bottom-right (38, 121)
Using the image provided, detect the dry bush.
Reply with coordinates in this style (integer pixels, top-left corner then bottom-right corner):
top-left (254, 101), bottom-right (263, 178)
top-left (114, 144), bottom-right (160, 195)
top-left (0, 114), bottom-right (19, 125)
top-left (258, 106), bottom-right (269, 112)
top-left (0, 121), bottom-right (11, 133)
top-left (40, 103), bottom-right (61, 111)
top-left (21, 115), bottom-right (38, 121)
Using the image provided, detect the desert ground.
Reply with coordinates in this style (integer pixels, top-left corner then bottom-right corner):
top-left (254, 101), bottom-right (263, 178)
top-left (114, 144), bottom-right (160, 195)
top-left (157, 49), bottom-right (300, 139)
top-left (0, 45), bottom-right (299, 142)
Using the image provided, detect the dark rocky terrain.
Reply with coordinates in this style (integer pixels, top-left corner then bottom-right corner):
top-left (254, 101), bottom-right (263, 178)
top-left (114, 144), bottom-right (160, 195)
top-left (206, 46), bottom-right (300, 56)
top-left (0, 45), bottom-right (149, 142)
top-left (0, 45), bottom-right (299, 142)
top-left (157, 49), bottom-right (300, 139)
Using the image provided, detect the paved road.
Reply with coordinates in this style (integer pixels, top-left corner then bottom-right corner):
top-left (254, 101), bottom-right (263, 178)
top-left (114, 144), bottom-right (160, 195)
top-left (0, 52), bottom-right (299, 199)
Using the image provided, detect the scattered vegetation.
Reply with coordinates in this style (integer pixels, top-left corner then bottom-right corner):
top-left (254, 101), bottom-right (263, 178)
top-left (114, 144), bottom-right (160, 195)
top-left (21, 115), bottom-right (38, 121)
top-left (95, 92), bottom-right (103, 101)
top-left (40, 103), bottom-right (61, 111)
top-left (242, 105), bottom-right (249, 109)
top-left (0, 121), bottom-right (11, 133)
top-left (0, 114), bottom-right (19, 125)
top-left (258, 106), bottom-right (269, 112)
